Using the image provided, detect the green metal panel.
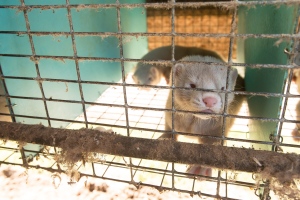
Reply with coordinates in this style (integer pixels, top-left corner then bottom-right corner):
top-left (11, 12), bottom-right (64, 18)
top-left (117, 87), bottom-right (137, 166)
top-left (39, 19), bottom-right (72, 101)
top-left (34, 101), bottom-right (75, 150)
top-left (237, 4), bottom-right (299, 150)
top-left (0, 0), bottom-right (148, 158)
top-left (0, 0), bottom-right (148, 128)
top-left (0, 0), bottom-right (20, 5)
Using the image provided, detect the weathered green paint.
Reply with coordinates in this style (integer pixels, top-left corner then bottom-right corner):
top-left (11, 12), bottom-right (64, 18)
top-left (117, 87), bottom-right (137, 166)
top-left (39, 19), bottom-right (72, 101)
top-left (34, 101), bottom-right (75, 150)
top-left (0, 0), bottom-right (148, 128)
top-left (237, 4), bottom-right (299, 150)
top-left (0, 0), bottom-right (148, 158)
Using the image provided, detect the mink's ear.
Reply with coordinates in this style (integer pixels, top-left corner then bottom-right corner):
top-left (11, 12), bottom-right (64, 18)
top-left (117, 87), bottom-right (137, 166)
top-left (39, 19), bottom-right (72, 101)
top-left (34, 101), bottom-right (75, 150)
top-left (174, 63), bottom-right (184, 77)
top-left (150, 66), bottom-right (159, 76)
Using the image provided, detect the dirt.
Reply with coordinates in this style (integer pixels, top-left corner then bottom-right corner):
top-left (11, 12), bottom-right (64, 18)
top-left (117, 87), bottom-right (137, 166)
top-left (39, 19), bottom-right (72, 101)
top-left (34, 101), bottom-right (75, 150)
top-left (1, 121), bottom-right (300, 177)
top-left (0, 164), bottom-right (197, 200)
top-left (1, 121), bottom-right (300, 198)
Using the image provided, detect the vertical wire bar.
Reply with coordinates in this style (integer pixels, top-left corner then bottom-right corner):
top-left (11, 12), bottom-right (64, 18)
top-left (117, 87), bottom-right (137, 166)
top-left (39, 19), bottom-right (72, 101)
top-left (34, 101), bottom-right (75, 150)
top-left (170, 0), bottom-right (176, 191)
top-left (65, 0), bottom-right (90, 180)
top-left (225, 173), bottom-right (228, 198)
top-left (0, 65), bottom-right (16, 122)
top-left (20, 0), bottom-right (52, 167)
top-left (159, 163), bottom-right (169, 188)
top-left (115, 0), bottom-right (134, 184)
top-left (191, 177), bottom-right (196, 197)
top-left (20, 147), bottom-right (29, 167)
top-left (132, 159), bottom-right (143, 178)
top-left (217, 2), bottom-right (239, 197)
top-left (20, 0), bottom-right (51, 127)
top-left (92, 160), bottom-right (96, 176)
top-left (65, 0), bottom-right (88, 128)
top-left (224, 2), bottom-right (238, 146)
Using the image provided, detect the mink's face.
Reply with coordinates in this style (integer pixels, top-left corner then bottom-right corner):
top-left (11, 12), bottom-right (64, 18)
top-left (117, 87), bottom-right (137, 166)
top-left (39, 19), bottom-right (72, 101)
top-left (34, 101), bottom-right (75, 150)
top-left (132, 64), bottom-right (161, 86)
top-left (173, 62), bottom-right (237, 115)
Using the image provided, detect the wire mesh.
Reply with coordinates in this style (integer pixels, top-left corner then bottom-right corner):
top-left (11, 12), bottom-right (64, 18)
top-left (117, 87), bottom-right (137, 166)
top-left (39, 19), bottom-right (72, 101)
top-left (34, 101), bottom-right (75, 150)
top-left (0, 0), bottom-right (300, 199)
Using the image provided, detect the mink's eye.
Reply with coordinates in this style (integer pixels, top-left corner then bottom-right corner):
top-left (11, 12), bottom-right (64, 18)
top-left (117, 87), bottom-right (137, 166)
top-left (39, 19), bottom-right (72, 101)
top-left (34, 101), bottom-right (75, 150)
top-left (190, 84), bottom-right (196, 88)
top-left (221, 87), bottom-right (225, 90)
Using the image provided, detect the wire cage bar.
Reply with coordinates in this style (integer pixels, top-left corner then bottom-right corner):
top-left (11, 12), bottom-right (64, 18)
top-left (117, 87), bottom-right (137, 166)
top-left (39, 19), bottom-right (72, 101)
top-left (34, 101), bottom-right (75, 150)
top-left (0, 0), bottom-right (300, 199)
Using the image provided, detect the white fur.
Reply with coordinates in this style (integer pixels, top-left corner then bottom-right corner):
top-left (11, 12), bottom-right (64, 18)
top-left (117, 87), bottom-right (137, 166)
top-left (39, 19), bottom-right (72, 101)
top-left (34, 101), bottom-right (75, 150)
top-left (165, 55), bottom-right (238, 144)
top-left (163, 55), bottom-right (243, 177)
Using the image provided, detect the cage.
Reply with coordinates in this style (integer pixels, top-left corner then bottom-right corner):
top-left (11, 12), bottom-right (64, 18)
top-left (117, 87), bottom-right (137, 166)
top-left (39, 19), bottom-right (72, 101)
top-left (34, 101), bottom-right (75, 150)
top-left (0, 0), bottom-right (300, 199)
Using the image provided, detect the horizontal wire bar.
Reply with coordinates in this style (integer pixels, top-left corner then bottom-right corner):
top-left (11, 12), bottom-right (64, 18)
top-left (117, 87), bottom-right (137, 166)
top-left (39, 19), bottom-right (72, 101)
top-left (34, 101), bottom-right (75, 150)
top-left (0, 53), bottom-right (297, 70)
top-left (1, 30), bottom-right (299, 40)
top-left (0, 98), bottom-right (285, 122)
top-left (0, 1), bottom-right (298, 10)
top-left (0, 75), bottom-right (296, 97)
top-left (1, 121), bottom-right (300, 185)
top-left (2, 111), bottom-right (300, 149)
top-left (0, 98), bottom-right (300, 125)
top-left (2, 73), bottom-right (300, 98)
top-left (2, 89), bottom-right (300, 121)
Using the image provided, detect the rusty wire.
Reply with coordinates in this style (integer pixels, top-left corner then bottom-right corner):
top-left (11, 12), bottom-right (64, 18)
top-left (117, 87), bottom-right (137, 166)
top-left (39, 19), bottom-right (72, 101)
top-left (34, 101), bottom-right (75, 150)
top-left (1, 1), bottom-right (300, 199)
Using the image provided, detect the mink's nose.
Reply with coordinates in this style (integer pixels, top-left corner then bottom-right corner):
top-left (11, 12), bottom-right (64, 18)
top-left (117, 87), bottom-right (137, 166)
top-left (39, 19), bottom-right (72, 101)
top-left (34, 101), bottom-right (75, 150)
top-left (203, 97), bottom-right (217, 108)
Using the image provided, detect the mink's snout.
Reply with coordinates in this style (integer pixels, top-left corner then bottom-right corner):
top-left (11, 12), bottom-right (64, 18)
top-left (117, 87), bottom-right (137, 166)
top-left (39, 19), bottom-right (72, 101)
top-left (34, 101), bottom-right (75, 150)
top-left (203, 96), bottom-right (217, 108)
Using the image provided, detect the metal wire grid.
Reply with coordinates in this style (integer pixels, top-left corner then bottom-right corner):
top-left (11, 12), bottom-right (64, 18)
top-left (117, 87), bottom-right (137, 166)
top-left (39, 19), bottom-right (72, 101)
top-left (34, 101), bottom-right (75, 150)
top-left (0, 141), bottom-right (262, 198)
top-left (146, 7), bottom-right (235, 59)
top-left (0, 1), bottom-right (300, 199)
top-left (1, 2), bottom-right (300, 146)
